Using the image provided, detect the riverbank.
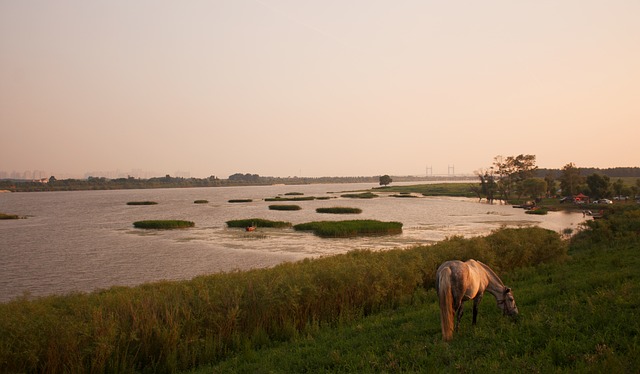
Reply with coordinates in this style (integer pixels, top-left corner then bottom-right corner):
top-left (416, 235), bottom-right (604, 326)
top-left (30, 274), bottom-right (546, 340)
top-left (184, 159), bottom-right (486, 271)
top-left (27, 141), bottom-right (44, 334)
top-left (2, 205), bottom-right (637, 372)
top-left (205, 215), bottom-right (640, 372)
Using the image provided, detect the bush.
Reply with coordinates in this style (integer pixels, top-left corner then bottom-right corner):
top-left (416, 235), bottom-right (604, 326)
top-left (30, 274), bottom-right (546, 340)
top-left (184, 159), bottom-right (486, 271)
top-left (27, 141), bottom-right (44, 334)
top-left (194, 200), bottom-right (209, 204)
top-left (226, 219), bottom-right (292, 228)
top-left (316, 207), bottom-right (362, 214)
top-left (269, 205), bottom-right (302, 211)
top-left (228, 199), bottom-right (252, 203)
top-left (133, 220), bottom-right (195, 229)
top-left (126, 201), bottom-right (158, 205)
top-left (294, 220), bottom-right (402, 238)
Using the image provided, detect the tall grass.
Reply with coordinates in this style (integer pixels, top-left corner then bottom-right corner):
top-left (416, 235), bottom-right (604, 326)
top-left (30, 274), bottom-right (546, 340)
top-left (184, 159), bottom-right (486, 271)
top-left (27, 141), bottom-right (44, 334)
top-left (226, 218), bottom-right (292, 228)
top-left (294, 220), bottom-right (402, 237)
top-left (0, 213), bottom-right (20, 219)
top-left (268, 205), bottom-right (302, 211)
top-left (126, 201), bottom-right (158, 205)
top-left (133, 220), bottom-right (195, 229)
top-left (341, 192), bottom-right (378, 199)
top-left (315, 207), bottom-right (362, 214)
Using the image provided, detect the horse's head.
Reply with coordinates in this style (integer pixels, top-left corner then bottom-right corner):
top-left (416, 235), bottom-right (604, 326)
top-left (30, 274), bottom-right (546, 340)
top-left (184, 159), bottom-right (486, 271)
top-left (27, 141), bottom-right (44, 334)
top-left (499, 287), bottom-right (519, 316)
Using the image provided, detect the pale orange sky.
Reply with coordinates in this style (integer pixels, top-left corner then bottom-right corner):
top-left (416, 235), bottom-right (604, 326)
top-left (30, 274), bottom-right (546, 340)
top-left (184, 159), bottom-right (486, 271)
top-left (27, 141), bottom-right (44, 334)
top-left (1, 1), bottom-right (639, 178)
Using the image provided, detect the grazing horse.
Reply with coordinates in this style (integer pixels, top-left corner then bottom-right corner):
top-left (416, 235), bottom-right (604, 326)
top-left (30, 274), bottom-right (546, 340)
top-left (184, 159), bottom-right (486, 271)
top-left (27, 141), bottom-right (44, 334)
top-left (435, 259), bottom-right (518, 341)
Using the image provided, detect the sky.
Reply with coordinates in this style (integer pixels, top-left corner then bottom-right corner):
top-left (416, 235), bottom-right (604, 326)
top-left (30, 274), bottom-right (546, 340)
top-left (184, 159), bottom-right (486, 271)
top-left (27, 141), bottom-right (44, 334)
top-left (1, 1), bottom-right (639, 179)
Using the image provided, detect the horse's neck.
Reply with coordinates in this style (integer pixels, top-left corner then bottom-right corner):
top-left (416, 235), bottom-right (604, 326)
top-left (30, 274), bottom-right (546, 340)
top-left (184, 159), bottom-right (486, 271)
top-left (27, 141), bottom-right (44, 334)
top-left (477, 261), bottom-right (506, 298)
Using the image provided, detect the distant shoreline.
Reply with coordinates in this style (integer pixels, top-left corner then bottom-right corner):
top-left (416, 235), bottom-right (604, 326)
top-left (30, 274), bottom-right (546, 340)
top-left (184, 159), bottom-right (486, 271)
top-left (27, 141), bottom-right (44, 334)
top-left (0, 175), bottom-right (476, 193)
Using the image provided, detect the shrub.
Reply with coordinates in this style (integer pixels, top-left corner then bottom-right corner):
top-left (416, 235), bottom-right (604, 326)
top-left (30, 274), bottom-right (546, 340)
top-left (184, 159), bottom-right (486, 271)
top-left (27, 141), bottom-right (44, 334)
top-left (226, 219), bottom-right (292, 228)
top-left (294, 220), bottom-right (402, 238)
top-left (316, 207), bottom-right (362, 214)
top-left (133, 220), bottom-right (195, 229)
top-left (126, 201), bottom-right (158, 205)
top-left (269, 205), bottom-right (302, 211)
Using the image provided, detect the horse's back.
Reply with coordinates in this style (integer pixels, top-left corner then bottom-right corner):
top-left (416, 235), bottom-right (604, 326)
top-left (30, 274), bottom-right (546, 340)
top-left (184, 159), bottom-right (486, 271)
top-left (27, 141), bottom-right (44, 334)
top-left (437, 259), bottom-right (485, 300)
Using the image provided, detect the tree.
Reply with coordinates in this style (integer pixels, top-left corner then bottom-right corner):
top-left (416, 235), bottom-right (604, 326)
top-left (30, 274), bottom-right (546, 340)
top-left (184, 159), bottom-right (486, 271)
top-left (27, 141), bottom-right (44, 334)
top-left (492, 154), bottom-right (537, 201)
top-left (521, 178), bottom-right (547, 200)
top-left (612, 178), bottom-right (625, 198)
top-left (559, 163), bottom-right (582, 196)
top-left (476, 168), bottom-right (498, 203)
top-left (586, 173), bottom-right (610, 199)
top-left (544, 173), bottom-right (556, 197)
top-left (379, 175), bottom-right (392, 186)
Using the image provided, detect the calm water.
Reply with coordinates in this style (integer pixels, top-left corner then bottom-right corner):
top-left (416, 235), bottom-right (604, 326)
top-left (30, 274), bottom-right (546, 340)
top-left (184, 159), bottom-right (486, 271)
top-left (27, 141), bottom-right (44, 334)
top-left (0, 182), bottom-right (584, 302)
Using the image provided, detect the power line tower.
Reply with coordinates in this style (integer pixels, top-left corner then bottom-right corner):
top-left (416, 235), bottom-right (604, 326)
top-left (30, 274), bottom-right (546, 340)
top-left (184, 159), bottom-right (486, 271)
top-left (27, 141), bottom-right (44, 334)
top-left (448, 165), bottom-right (455, 176)
top-left (425, 165), bottom-right (433, 177)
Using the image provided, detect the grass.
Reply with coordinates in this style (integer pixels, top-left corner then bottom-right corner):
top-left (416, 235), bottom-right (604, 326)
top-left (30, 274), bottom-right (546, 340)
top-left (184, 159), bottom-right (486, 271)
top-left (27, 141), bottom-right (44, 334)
top-left (265, 196), bottom-right (316, 202)
top-left (525, 207), bottom-right (549, 215)
top-left (205, 238), bottom-right (640, 373)
top-left (269, 205), bottom-right (302, 211)
top-left (341, 192), bottom-right (378, 199)
top-left (1, 208), bottom-right (638, 373)
top-left (293, 220), bottom-right (402, 237)
top-left (133, 220), bottom-right (195, 229)
top-left (316, 207), bottom-right (363, 214)
top-left (376, 183), bottom-right (477, 197)
top-left (0, 213), bottom-right (20, 219)
top-left (226, 218), bottom-right (292, 228)
top-left (126, 201), bottom-right (158, 205)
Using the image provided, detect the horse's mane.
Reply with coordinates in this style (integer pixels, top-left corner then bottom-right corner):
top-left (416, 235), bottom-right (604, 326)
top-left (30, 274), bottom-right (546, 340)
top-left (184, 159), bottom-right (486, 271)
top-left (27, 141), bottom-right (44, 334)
top-left (473, 260), bottom-right (506, 288)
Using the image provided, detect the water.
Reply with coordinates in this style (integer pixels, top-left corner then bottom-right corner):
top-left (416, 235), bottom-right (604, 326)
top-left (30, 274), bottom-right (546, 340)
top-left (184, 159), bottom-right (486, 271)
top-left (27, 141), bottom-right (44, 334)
top-left (0, 182), bottom-right (584, 302)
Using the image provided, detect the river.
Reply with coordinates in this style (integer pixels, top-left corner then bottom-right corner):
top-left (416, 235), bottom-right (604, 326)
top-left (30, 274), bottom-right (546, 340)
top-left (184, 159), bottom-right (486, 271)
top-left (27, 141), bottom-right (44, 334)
top-left (0, 182), bottom-right (585, 302)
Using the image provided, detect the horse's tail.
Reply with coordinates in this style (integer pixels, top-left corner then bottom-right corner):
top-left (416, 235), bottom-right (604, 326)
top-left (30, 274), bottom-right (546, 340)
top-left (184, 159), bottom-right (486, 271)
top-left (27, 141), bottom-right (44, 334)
top-left (437, 267), bottom-right (455, 341)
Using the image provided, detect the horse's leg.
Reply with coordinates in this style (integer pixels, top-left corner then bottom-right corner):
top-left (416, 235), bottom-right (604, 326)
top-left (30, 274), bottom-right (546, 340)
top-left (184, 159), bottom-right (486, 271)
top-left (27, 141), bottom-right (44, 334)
top-left (472, 293), bottom-right (484, 325)
top-left (455, 302), bottom-right (464, 332)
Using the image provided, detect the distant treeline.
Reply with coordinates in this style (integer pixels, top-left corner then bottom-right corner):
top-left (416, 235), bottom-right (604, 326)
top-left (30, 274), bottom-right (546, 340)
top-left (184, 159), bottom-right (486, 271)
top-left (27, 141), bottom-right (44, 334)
top-left (2, 167), bottom-right (637, 192)
top-left (536, 167), bottom-right (640, 178)
top-left (0, 173), bottom-right (472, 192)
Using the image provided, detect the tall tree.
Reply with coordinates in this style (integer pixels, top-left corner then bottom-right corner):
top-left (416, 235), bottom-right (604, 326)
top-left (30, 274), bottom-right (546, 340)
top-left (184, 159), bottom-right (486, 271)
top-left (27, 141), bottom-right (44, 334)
top-left (379, 175), bottom-right (392, 186)
top-left (612, 178), bottom-right (625, 198)
top-left (586, 173), bottom-right (610, 199)
top-left (492, 154), bottom-right (538, 200)
top-left (559, 163), bottom-right (582, 196)
top-left (544, 173), bottom-right (556, 197)
top-left (521, 178), bottom-right (547, 200)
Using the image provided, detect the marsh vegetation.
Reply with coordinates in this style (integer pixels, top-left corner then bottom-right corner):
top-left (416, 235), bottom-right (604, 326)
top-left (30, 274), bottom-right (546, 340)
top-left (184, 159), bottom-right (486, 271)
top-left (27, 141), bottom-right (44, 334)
top-left (126, 201), bottom-right (158, 205)
top-left (132, 220), bottom-right (195, 229)
top-left (315, 207), bottom-right (362, 214)
top-left (293, 220), bottom-right (402, 238)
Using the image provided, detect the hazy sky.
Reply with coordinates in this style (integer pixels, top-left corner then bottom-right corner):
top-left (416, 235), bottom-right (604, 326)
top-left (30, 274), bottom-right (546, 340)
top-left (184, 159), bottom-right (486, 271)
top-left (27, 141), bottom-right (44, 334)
top-left (2, 1), bottom-right (639, 178)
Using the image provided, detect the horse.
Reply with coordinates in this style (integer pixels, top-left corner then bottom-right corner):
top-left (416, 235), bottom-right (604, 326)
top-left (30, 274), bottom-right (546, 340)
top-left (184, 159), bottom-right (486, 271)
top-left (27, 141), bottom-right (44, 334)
top-left (435, 259), bottom-right (518, 341)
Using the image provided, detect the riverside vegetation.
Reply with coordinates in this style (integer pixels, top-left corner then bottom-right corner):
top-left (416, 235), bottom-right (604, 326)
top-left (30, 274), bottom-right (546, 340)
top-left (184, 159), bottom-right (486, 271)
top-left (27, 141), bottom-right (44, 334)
top-left (1, 207), bottom-right (638, 372)
top-left (133, 220), bottom-right (195, 230)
